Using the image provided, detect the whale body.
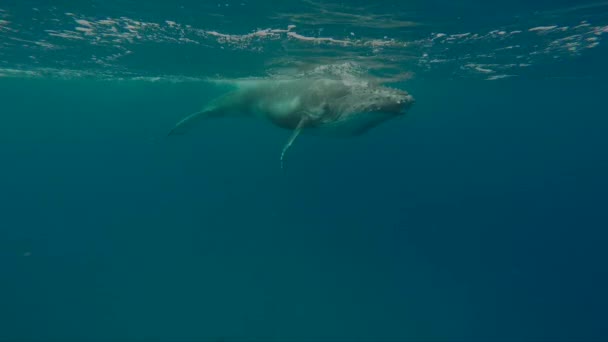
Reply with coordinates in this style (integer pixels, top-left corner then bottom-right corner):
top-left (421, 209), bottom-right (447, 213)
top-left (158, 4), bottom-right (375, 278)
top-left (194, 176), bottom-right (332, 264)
top-left (169, 77), bottom-right (415, 167)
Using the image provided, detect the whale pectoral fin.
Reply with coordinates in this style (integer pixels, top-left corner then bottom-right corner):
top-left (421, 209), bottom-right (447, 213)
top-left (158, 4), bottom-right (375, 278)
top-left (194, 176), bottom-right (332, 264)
top-left (168, 109), bottom-right (223, 136)
top-left (280, 117), bottom-right (308, 169)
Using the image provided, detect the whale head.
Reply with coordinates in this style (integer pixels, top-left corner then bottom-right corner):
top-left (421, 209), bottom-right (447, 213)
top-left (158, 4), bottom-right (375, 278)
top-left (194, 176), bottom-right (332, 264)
top-left (311, 80), bottom-right (415, 136)
top-left (364, 86), bottom-right (415, 115)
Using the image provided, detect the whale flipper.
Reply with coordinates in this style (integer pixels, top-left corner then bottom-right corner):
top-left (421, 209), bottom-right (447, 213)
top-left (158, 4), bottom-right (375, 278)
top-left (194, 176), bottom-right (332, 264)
top-left (168, 108), bottom-right (225, 136)
top-left (281, 117), bottom-right (307, 169)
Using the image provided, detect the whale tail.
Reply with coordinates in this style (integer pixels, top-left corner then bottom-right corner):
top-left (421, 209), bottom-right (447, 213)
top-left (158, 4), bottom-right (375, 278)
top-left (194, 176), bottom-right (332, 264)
top-left (168, 108), bottom-right (224, 136)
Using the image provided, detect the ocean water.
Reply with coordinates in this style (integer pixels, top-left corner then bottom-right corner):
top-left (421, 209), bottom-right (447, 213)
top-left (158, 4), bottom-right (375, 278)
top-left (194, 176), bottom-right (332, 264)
top-left (1, 1), bottom-right (608, 341)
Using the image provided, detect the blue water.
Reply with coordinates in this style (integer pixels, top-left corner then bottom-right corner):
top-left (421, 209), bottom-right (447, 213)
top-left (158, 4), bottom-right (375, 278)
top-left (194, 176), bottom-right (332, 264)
top-left (1, 1), bottom-right (608, 341)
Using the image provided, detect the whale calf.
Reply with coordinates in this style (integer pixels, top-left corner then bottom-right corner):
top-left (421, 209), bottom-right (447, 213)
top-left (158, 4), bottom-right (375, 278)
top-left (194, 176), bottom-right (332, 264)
top-left (169, 77), bottom-right (415, 167)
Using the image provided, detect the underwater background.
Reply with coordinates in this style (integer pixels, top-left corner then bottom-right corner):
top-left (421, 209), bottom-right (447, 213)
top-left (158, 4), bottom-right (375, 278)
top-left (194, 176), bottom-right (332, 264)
top-left (1, 1), bottom-right (608, 341)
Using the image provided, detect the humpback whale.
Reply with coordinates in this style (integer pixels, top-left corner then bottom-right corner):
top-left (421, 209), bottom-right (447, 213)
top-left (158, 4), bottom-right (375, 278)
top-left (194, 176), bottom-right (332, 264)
top-left (169, 77), bottom-right (415, 167)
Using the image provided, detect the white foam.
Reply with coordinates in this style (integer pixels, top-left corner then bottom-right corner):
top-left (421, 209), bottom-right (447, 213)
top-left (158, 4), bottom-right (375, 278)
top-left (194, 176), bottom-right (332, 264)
top-left (48, 32), bottom-right (85, 40)
top-left (75, 26), bottom-right (94, 33)
top-left (0, 19), bottom-right (10, 33)
top-left (75, 19), bottom-right (92, 27)
top-left (465, 64), bottom-right (495, 74)
top-left (98, 19), bottom-right (117, 25)
top-left (529, 25), bottom-right (558, 32)
top-left (287, 32), bottom-right (351, 45)
top-left (486, 74), bottom-right (516, 81)
top-left (1, 8), bottom-right (605, 82)
top-left (595, 25), bottom-right (608, 34)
